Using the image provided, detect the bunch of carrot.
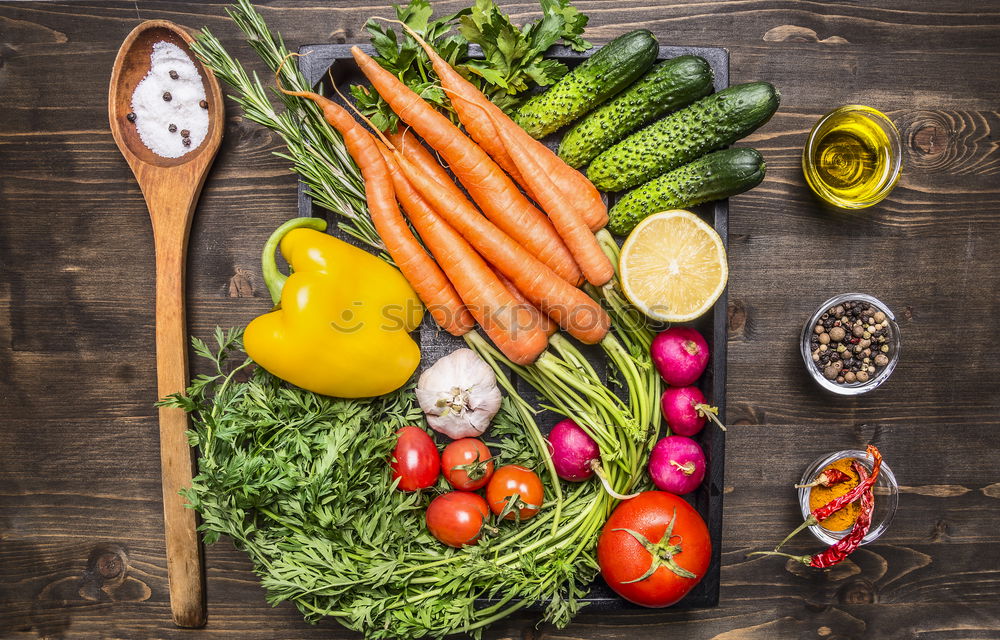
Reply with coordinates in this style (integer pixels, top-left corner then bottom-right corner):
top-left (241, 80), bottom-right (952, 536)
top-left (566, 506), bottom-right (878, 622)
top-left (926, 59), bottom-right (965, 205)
top-left (277, 32), bottom-right (616, 366)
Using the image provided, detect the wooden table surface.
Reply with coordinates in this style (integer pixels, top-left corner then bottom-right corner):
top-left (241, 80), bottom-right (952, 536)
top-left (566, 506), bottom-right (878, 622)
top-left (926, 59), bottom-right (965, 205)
top-left (2, 1), bottom-right (999, 638)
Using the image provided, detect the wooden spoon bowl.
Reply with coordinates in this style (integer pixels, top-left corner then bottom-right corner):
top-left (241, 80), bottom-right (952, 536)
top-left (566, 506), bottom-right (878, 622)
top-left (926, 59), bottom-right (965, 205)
top-left (110, 21), bottom-right (224, 168)
top-left (108, 19), bottom-right (223, 629)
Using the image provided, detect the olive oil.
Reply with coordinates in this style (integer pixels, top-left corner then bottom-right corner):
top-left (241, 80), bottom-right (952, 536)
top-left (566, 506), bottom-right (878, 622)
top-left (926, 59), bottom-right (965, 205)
top-left (802, 106), bottom-right (902, 209)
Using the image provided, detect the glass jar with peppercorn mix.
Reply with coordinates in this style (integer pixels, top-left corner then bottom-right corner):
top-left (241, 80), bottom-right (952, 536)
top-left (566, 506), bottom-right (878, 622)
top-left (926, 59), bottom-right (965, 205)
top-left (800, 293), bottom-right (900, 395)
top-left (797, 449), bottom-right (898, 546)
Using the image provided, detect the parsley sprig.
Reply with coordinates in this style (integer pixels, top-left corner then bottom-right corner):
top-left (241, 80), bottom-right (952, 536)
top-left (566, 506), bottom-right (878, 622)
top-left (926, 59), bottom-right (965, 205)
top-left (354, 0), bottom-right (591, 130)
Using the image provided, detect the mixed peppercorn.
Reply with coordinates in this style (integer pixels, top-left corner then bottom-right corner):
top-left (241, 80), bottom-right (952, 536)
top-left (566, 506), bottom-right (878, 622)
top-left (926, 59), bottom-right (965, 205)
top-left (810, 300), bottom-right (892, 385)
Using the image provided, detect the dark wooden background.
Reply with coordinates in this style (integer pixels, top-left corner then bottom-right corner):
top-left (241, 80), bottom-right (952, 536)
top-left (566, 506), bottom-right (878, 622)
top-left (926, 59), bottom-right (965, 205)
top-left (2, 1), bottom-right (999, 638)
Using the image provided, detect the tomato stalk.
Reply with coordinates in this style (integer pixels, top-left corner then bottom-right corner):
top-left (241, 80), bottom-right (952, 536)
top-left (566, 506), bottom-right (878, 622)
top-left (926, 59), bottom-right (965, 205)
top-left (613, 508), bottom-right (698, 583)
top-left (495, 492), bottom-right (541, 523)
top-left (454, 456), bottom-right (493, 480)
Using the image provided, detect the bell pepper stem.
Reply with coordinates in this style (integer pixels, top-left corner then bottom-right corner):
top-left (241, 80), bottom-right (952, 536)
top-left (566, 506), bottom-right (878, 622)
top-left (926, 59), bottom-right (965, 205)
top-left (261, 217), bottom-right (328, 305)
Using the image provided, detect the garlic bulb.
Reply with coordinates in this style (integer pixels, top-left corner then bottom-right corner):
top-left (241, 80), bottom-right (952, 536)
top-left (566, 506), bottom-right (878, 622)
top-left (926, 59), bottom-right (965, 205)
top-left (415, 348), bottom-right (502, 439)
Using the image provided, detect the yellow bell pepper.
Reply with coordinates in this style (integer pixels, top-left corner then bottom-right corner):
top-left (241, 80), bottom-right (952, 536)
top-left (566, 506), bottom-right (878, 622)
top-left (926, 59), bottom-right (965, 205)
top-left (244, 217), bottom-right (422, 398)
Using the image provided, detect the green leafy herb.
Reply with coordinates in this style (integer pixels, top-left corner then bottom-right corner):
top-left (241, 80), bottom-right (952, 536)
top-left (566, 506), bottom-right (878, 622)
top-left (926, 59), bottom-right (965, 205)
top-left (163, 330), bottom-right (608, 639)
top-left (357, 0), bottom-right (591, 128)
top-left (460, 0), bottom-right (589, 108)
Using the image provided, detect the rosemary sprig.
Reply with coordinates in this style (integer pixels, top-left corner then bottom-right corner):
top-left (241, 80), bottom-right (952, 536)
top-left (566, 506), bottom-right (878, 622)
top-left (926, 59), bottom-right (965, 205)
top-left (190, 1), bottom-right (381, 250)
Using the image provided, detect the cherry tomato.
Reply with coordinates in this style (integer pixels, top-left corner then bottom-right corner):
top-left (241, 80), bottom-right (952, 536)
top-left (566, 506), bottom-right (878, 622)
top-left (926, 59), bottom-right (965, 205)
top-left (441, 438), bottom-right (495, 491)
top-left (425, 491), bottom-right (491, 548)
top-left (597, 491), bottom-right (711, 607)
top-left (389, 426), bottom-right (440, 491)
top-left (486, 465), bottom-right (544, 520)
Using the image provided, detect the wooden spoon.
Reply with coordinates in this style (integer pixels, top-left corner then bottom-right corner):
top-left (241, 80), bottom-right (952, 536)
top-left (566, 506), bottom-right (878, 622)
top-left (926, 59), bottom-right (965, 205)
top-left (108, 20), bottom-right (223, 629)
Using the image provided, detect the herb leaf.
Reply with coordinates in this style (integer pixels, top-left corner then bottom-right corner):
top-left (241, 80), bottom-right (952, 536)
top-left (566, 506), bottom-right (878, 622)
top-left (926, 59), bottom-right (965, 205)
top-left (354, 0), bottom-right (591, 127)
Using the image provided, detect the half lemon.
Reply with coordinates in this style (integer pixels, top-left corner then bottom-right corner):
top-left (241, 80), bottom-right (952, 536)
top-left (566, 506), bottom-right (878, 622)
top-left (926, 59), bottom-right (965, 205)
top-left (619, 209), bottom-right (728, 322)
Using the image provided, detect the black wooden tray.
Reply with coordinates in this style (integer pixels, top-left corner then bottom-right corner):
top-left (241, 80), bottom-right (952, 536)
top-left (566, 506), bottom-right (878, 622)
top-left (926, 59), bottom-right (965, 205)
top-left (296, 42), bottom-right (728, 610)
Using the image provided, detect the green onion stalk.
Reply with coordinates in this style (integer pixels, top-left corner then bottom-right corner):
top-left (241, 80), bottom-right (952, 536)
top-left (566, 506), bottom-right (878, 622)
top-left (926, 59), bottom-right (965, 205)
top-left (189, 1), bottom-right (664, 635)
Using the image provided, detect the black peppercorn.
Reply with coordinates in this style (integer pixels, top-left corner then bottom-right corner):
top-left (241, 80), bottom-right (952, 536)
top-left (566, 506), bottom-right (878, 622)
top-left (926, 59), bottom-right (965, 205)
top-left (810, 298), bottom-right (894, 386)
top-left (169, 70), bottom-right (179, 80)
top-left (126, 112), bottom-right (137, 122)
top-left (182, 137), bottom-right (191, 147)
top-left (163, 91), bottom-right (172, 102)
top-left (180, 129), bottom-right (190, 138)
top-left (168, 124), bottom-right (177, 133)
top-left (199, 99), bottom-right (209, 109)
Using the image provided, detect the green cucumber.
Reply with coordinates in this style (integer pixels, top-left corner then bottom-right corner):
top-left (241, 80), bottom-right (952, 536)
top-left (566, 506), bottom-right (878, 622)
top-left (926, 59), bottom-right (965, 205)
top-left (557, 55), bottom-right (714, 168)
top-left (588, 81), bottom-right (780, 192)
top-left (608, 147), bottom-right (766, 235)
top-left (513, 30), bottom-right (658, 139)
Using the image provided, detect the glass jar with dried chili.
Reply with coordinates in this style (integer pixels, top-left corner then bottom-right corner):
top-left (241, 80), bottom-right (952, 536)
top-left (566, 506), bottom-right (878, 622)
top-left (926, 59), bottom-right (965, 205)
top-left (796, 447), bottom-right (898, 547)
top-left (748, 445), bottom-right (898, 569)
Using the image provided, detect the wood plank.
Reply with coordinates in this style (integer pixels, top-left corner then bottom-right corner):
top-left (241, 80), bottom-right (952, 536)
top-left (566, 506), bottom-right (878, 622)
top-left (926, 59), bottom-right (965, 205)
top-left (3, 1), bottom-right (1000, 49)
top-left (2, 0), bottom-right (1000, 637)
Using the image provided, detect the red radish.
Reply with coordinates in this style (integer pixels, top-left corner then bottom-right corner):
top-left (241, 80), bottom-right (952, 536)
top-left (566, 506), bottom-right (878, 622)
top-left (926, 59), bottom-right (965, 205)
top-left (651, 327), bottom-right (710, 386)
top-left (648, 436), bottom-right (706, 495)
top-left (548, 419), bottom-right (600, 482)
top-left (661, 386), bottom-right (726, 436)
top-left (548, 418), bottom-right (639, 500)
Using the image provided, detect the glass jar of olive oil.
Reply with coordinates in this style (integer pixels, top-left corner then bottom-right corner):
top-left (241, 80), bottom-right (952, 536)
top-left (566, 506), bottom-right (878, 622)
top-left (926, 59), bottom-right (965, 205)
top-left (802, 105), bottom-right (903, 209)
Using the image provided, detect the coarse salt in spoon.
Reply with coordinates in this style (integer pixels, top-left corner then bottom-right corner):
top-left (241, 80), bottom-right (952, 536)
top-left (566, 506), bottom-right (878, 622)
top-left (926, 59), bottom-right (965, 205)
top-left (108, 19), bottom-right (224, 629)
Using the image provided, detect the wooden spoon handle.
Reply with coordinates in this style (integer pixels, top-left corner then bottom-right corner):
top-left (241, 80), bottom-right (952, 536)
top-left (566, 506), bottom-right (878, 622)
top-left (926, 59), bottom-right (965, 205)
top-left (154, 231), bottom-right (206, 628)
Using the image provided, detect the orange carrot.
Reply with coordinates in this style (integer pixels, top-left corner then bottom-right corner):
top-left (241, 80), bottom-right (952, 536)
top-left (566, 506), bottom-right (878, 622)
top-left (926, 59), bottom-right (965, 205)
top-left (383, 133), bottom-right (563, 331)
top-left (385, 131), bottom-right (599, 293)
top-left (276, 87), bottom-right (474, 336)
top-left (451, 83), bottom-right (607, 232)
top-left (384, 128), bottom-right (452, 189)
top-left (376, 142), bottom-right (548, 364)
top-left (393, 150), bottom-right (610, 345)
top-left (387, 131), bottom-right (493, 227)
top-left (397, 26), bottom-right (607, 231)
top-left (485, 106), bottom-right (614, 286)
top-left (493, 268), bottom-right (557, 337)
top-left (351, 45), bottom-right (584, 285)
top-left (386, 132), bottom-right (604, 290)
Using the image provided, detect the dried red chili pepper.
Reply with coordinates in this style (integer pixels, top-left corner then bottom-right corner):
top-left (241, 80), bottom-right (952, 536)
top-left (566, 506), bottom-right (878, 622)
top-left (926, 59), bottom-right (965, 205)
top-left (794, 467), bottom-right (851, 489)
top-left (749, 462), bottom-right (875, 568)
top-left (770, 445), bottom-right (882, 550)
top-left (812, 445), bottom-right (881, 521)
top-left (808, 461), bottom-right (875, 567)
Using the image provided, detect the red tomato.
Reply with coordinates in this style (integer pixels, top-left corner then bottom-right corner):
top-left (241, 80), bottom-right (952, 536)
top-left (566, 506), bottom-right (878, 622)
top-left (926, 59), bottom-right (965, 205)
top-left (597, 491), bottom-right (711, 607)
top-left (486, 465), bottom-right (544, 520)
top-left (441, 438), bottom-right (495, 491)
top-left (390, 426), bottom-right (440, 491)
top-left (425, 491), bottom-right (491, 548)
